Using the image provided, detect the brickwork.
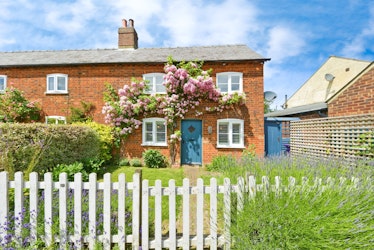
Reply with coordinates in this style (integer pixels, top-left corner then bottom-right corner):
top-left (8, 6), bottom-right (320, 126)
top-left (328, 66), bottom-right (374, 117)
top-left (0, 60), bottom-right (265, 165)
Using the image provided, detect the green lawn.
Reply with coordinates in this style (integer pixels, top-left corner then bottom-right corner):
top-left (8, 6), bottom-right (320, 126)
top-left (107, 166), bottom-right (185, 186)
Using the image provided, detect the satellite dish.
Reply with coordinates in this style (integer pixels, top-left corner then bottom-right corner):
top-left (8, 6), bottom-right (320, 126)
top-left (264, 91), bottom-right (277, 102)
top-left (325, 73), bottom-right (335, 82)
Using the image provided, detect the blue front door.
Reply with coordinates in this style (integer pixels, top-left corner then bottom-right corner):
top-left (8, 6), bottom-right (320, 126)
top-left (181, 120), bottom-right (202, 165)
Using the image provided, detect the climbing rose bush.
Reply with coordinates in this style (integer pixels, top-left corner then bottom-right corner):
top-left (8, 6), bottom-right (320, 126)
top-left (102, 57), bottom-right (246, 137)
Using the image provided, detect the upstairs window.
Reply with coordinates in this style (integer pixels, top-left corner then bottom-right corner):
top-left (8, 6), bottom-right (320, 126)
top-left (217, 119), bottom-right (244, 148)
top-left (143, 73), bottom-right (166, 94)
top-left (0, 75), bottom-right (7, 93)
top-left (46, 74), bottom-right (68, 94)
top-left (142, 118), bottom-right (167, 146)
top-left (216, 72), bottom-right (243, 93)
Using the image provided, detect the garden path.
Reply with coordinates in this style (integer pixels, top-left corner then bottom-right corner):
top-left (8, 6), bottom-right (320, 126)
top-left (175, 165), bottom-right (211, 235)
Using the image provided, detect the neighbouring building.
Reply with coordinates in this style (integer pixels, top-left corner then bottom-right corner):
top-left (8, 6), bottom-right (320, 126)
top-left (0, 19), bottom-right (270, 165)
top-left (264, 56), bottom-right (374, 156)
top-left (266, 56), bottom-right (373, 119)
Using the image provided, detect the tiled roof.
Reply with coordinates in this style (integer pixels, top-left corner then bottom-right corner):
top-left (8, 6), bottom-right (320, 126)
top-left (0, 44), bottom-right (269, 66)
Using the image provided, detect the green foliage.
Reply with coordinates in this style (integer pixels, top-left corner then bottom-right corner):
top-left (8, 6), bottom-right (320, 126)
top-left (119, 158), bottom-right (130, 166)
top-left (0, 123), bottom-right (100, 174)
top-left (69, 101), bottom-right (95, 123)
top-left (232, 178), bottom-right (374, 249)
top-left (52, 162), bottom-right (88, 181)
top-left (143, 149), bottom-right (167, 168)
top-left (356, 131), bottom-right (374, 157)
top-left (0, 86), bottom-right (41, 123)
top-left (129, 157), bottom-right (143, 167)
top-left (206, 154), bottom-right (238, 172)
top-left (74, 121), bottom-right (115, 164)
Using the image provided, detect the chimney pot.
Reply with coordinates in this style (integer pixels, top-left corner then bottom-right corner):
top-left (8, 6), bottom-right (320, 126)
top-left (129, 19), bottom-right (134, 27)
top-left (122, 19), bottom-right (127, 27)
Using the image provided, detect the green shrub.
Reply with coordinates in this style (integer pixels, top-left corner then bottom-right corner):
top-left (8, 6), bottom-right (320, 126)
top-left (52, 162), bottom-right (89, 181)
top-left (206, 154), bottom-right (238, 172)
top-left (119, 158), bottom-right (130, 166)
top-left (69, 101), bottom-right (95, 123)
top-left (143, 149), bottom-right (167, 168)
top-left (130, 158), bottom-right (143, 167)
top-left (74, 121), bottom-right (115, 164)
top-left (0, 123), bottom-right (100, 174)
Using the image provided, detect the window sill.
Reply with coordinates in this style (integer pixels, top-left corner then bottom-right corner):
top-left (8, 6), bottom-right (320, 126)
top-left (216, 145), bottom-right (245, 149)
top-left (45, 91), bottom-right (68, 95)
top-left (141, 143), bottom-right (168, 147)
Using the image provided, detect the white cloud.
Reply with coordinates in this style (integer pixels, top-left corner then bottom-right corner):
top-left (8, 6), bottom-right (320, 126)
top-left (265, 25), bottom-right (306, 64)
top-left (341, 4), bottom-right (374, 58)
top-left (157, 0), bottom-right (259, 47)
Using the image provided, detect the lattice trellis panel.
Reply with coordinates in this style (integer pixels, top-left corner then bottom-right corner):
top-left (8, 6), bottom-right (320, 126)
top-left (290, 113), bottom-right (374, 160)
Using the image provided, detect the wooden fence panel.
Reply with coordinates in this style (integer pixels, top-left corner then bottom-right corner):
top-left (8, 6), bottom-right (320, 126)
top-left (290, 113), bottom-right (374, 160)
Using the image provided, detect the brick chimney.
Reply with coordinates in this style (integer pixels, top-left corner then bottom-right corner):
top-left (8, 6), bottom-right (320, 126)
top-left (118, 19), bottom-right (138, 49)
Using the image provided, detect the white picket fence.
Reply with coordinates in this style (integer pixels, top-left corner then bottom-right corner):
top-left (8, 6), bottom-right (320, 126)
top-left (0, 171), bottom-right (364, 250)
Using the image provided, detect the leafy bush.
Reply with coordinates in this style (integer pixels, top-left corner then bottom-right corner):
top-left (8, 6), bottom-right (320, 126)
top-left (119, 158), bottom-right (130, 166)
top-left (129, 158), bottom-right (143, 167)
top-left (74, 121), bottom-right (115, 164)
top-left (0, 86), bottom-right (41, 123)
top-left (206, 154), bottom-right (238, 172)
top-left (69, 101), bottom-right (95, 123)
top-left (143, 149), bottom-right (167, 168)
top-left (356, 131), bottom-right (374, 157)
top-left (0, 123), bottom-right (100, 174)
top-left (52, 162), bottom-right (89, 181)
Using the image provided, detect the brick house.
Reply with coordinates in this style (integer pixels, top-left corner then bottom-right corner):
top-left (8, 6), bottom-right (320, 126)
top-left (0, 19), bottom-right (269, 165)
top-left (266, 56), bottom-right (374, 119)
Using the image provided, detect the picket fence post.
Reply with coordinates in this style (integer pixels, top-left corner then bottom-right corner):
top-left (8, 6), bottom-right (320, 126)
top-left (132, 171), bottom-right (141, 249)
top-left (14, 171), bottom-right (24, 246)
top-left (168, 179), bottom-right (177, 250)
top-left (0, 171), bottom-right (9, 246)
top-left (74, 173), bottom-right (83, 250)
top-left (44, 172), bottom-right (53, 247)
top-left (103, 173), bottom-right (112, 250)
top-left (117, 173), bottom-right (127, 250)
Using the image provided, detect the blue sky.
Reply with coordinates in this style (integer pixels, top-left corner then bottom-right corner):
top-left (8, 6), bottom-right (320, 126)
top-left (1, 0), bottom-right (373, 109)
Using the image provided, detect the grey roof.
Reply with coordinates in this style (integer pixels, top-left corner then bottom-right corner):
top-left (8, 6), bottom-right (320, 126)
top-left (0, 44), bottom-right (269, 67)
top-left (265, 102), bottom-right (327, 117)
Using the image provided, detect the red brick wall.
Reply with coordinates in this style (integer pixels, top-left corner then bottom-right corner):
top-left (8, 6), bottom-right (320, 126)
top-left (328, 66), bottom-right (374, 117)
top-left (1, 60), bottom-right (264, 165)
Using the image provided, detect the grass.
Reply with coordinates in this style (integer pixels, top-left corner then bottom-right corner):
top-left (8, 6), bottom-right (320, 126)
top-left (108, 166), bottom-right (185, 186)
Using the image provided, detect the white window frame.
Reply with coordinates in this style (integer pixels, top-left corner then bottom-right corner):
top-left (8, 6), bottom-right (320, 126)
top-left (0, 75), bottom-right (7, 93)
top-left (142, 117), bottom-right (167, 146)
top-left (143, 73), bottom-right (166, 94)
top-left (46, 74), bottom-right (68, 94)
top-left (217, 118), bottom-right (244, 148)
top-left (45, 116), bottom-right (67, 124)
top-left (216, 72), bottom-right (243, 93)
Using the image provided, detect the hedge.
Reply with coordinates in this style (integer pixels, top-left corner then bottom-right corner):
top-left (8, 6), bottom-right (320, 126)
top-left (0, 123), bottom-right (100, 174)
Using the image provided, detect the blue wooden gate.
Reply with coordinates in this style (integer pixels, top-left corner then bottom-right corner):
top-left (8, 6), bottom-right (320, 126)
top-left (181, 120), bottom-right (202, 165)
top-left (264, 117), bottom-right (299, 156)
top-left (265, 120), bottom-right (282, 156)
